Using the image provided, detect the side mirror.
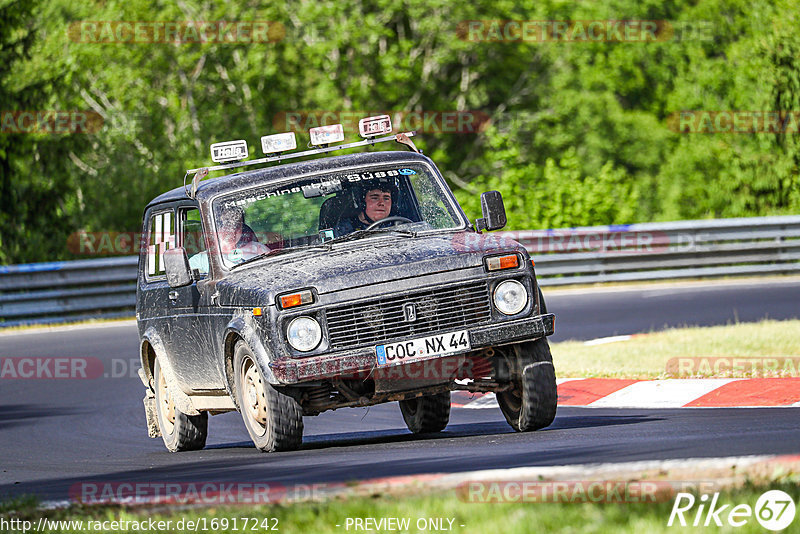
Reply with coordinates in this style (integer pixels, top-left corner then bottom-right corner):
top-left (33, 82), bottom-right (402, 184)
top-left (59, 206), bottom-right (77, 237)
top-left (164, 247), bottom-right (193, 288)
top-left (475, 191), bottom-right (507, 232)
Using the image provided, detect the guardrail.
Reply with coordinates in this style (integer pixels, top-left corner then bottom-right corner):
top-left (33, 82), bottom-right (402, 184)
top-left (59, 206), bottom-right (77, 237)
top-left (0, 257), bottom-right (138, 327)
top-left (509, 215), bottom-right (800, 286)
top-left (1, 216), bottom-right (798, 327)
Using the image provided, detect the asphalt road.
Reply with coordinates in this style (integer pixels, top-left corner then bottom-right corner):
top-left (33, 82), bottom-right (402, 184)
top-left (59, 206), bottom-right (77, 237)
top-left (546, 277), bottom-right (800, 342)
top-left (1, 278), bottom-right (799, 502)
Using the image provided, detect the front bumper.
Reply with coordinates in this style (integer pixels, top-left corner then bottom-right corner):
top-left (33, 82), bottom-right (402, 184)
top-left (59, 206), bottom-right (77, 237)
top-left (270, 313), bottom-right (555, 384)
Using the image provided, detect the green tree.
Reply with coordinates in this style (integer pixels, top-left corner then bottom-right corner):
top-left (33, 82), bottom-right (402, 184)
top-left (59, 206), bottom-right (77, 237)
top-left (2, 0), bottom-right (799, 264)
top-left (0, 0), bottom-right (86, 263)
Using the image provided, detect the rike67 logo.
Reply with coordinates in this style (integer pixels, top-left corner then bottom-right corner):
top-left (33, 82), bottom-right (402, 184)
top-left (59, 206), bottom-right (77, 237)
top-left (668, 490), bottom-right (796, 531)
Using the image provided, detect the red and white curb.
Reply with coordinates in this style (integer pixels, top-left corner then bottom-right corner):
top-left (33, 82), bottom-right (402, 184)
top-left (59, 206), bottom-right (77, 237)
top-left (452, 378), bottom-right (800, 409)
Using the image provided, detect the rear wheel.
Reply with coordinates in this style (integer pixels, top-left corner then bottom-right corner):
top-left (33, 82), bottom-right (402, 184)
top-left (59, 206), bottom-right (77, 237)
top-left (496, 338), bottom-right (557, 432)
top-left (399, 391), bottom-right (451, 433)
top-left (234, 341), bottom-right (303, 452)
top-left (154, 358), bottom-right (207, 452)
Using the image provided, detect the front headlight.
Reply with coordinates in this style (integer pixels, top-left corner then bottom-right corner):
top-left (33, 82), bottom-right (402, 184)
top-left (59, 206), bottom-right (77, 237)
top-left (493, 280), bottom-right (528, 315)
top-left (286, 316), bottom-right (322, 352)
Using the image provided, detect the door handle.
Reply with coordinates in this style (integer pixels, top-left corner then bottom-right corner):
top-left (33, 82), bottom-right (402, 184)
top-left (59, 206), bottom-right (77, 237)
top-left (168, 290), bottom-right (179, 300)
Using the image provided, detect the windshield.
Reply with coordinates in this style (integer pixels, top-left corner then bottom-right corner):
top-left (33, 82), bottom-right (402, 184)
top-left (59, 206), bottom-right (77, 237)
top-left (211, 162), bottom-right (465, 268)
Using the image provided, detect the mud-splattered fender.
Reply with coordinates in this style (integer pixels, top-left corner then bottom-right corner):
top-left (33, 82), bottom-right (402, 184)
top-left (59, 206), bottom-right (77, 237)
top-left (224, 312), bottom-right (278, 391)
top-left (138, 327), bottom-right (201, 416)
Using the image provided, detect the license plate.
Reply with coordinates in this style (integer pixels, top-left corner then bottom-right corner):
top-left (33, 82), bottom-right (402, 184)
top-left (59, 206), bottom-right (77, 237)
top-left (376, 330), bottom-right (470, 367)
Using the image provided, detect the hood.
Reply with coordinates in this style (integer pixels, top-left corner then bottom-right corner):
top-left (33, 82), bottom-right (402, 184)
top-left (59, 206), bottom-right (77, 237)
top-left (215, 231), bottom-right (526, 305)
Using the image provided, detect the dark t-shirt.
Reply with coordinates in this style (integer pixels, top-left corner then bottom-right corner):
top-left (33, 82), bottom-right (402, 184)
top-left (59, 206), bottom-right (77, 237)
top-left (333, 215), bottom-right (369, 237)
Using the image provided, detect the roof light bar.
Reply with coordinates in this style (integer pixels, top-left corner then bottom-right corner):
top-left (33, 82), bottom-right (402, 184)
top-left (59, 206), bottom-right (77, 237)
top-left (359, 115), bottom-right (392, 138)
top-left (186, 131), bottom-right (417, 176)
top-left (210, 140), bottom-right (248, 163)
top-left (184, 130), bottom-right (421, 196)
top-left (309, 124), bottom-right (345, 146)
top-left (261, 132), bottom-right (297, 154)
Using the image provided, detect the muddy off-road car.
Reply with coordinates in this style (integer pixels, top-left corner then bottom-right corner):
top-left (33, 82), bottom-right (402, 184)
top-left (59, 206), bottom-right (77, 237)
top-left (137, 117), bottom-right (556, 452)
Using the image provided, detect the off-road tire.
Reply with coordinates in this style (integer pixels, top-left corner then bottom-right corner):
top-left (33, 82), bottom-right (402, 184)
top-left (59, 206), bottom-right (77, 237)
top-left (496, 338), bottom-right (557, 432)
top-left (234, 341), bottom-right (303, 452)
top-left (398, 391), bottom-right (451, 433)
top-left (154, 358), bottom-right (207, 452)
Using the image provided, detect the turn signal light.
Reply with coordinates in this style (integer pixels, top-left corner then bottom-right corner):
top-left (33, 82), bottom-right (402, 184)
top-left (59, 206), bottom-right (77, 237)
top-left (486, 255), bottom-right (519, 271)
top-left (279, 290), bottom-right (314, 309)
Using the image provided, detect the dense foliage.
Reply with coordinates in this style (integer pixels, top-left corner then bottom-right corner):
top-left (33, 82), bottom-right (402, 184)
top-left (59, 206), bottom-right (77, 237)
top-left (1, 0), bottom-right (798, 263)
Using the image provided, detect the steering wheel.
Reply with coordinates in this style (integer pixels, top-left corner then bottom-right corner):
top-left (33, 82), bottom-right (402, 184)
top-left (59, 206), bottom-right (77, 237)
top-left (364, 216), bottom-right (414, 231)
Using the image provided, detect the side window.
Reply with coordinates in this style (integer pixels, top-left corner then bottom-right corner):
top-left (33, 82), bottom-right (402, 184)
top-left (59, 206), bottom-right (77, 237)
top-left (146, 210), bottom-right (176, 279)
top-left (182, 208), bottom-right (208, 277)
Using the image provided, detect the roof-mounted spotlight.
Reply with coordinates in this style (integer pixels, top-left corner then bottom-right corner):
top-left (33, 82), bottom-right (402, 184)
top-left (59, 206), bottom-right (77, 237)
top-left (210, 140), bottom-right (248, 163)
top-left (359, 115), bottom-right (392, 138)
top-left (309, 124), bottom-right (344, 146)
top-left (261, 132), bottom-right (297, 154)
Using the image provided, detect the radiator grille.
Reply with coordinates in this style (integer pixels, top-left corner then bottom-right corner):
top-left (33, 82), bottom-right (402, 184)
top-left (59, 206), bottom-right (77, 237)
top-left (325, 281), bottom-right (491, 350)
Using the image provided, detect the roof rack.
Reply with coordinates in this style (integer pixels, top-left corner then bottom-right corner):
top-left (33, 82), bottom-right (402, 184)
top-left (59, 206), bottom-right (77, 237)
top-left (183, 131), bottom-right (419, 199)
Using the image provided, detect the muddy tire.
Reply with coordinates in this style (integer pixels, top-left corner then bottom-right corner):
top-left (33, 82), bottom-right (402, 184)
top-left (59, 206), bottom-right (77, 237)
top-left (234, 341), bottom-right (303, 452)
top-left (496, 338), bottom-right (557, 432)
top-left (154, 358), bottom-right (207, 452)
top-left (399, 391), bottom-right (451, 433)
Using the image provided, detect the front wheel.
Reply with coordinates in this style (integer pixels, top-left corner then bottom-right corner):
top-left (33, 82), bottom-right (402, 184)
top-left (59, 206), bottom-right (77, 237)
top-left (496, 339), bottom-right (557, 432)
top-left (398, 391), bottom-right (451, 433)
top-left (233, 341), bottom-right (303, 452)
top-left (154, 358), bottom-right (207, 452)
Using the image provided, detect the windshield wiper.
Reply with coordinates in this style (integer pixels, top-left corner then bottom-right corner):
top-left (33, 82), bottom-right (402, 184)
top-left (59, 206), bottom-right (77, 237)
top-left (323, 227), bottom-right (416, 246)
top-left (232, 228), bottom-right (416, 268)
top-left (231, 243), bottom-right (328, 269)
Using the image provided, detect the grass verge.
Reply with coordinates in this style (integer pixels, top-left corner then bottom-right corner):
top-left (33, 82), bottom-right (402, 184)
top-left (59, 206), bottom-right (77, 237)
top-left (551, 319), bottom-right (800, 379)
top-left (0, 316), bottom-right (135, 334)
top-left (2, 480), bottom-right (799, 533)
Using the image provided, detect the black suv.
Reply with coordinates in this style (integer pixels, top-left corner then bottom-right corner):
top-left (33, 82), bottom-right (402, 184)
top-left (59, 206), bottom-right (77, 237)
top-left (136, 141), bottom-right (556, 453)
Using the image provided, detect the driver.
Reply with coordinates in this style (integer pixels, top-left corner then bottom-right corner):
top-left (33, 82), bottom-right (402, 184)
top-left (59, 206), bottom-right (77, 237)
top-left (334, 180), bottom-right (398, 236)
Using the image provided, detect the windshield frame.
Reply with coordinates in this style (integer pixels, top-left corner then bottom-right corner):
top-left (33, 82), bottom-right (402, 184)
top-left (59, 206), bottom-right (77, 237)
top-left (206, 158), bottom-right (470, 272)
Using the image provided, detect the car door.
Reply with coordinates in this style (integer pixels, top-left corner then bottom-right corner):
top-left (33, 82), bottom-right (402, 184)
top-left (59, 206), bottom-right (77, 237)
top-left (138, 206), bottom-right (177, 350)
top-left (167, 204), bottom-right (225, 391)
